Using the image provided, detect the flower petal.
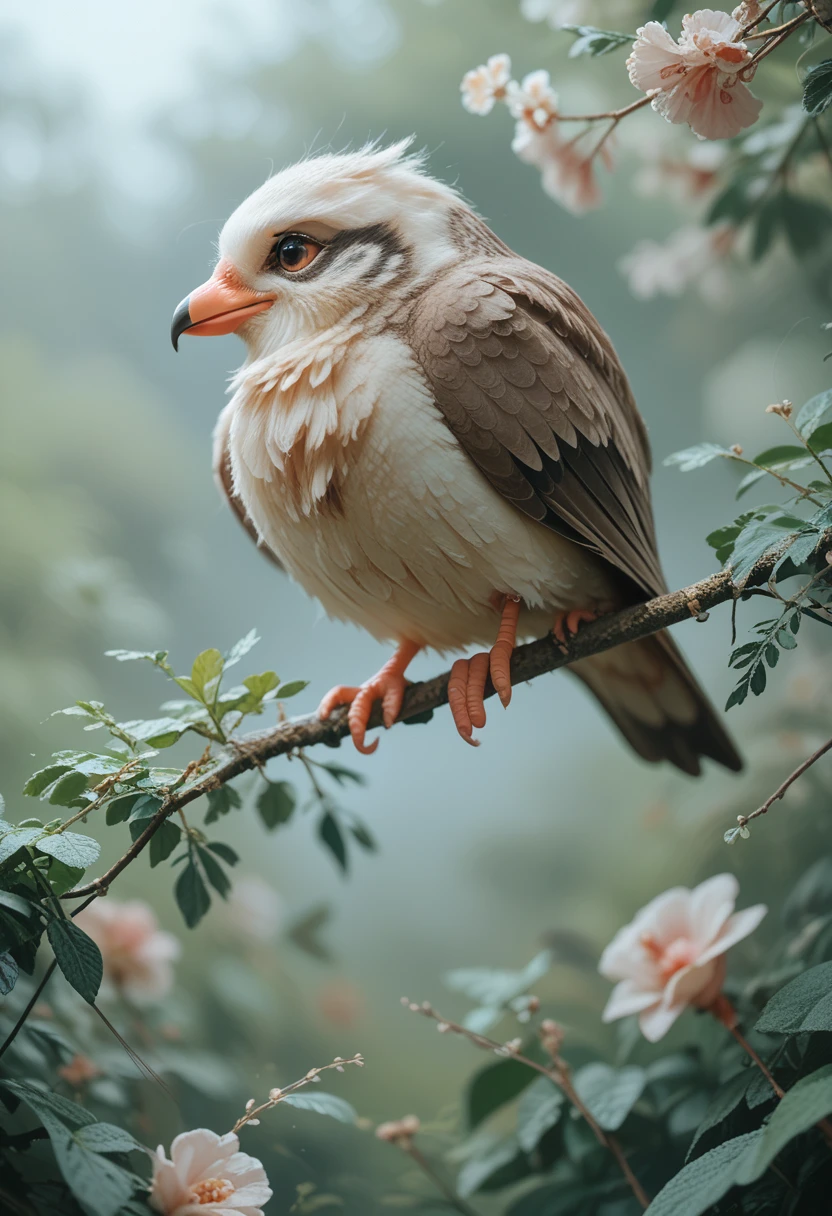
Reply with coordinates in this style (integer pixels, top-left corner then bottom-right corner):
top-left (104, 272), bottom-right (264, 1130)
top-left (639, 1000), bottom-right (685, 1042)
top-left (698, 904), bottom-right (767, 964)
top-left (627, 22), bottom-right (685, 94)
top-left (689, 873), bottom-right (738, 948)
top-left (602, 980), bottom-right (662, 1022)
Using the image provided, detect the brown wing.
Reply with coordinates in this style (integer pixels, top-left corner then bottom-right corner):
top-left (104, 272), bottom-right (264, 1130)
top-left (408, 257), bottom-right (665, 600)
top-left (212, 406), bottom-right (284, 571)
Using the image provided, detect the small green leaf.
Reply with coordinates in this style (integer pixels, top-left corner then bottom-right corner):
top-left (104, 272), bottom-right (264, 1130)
top-left (276, 679), bottom-right (309, 699)
top-left (688, 1072), bottom-right (749, 1157)
top-left (782, 195), bottom-right (832, 257)
top-left (664, 443), bottom-right (731, 471)
top-left (205, 785), bottom-right (243, 824)
top-left (319, 812), bottom-right (348, 872)
top-left (74, 1123), bottom-right (142, 1153)
top-left (174, 858), bottom-right (211, 928)
top-left (516, 1075), bottom-right (564, 1152)
top-left (317, 762), bottom-right (366, 786)
top-left (46, 859), bottom-right (85, 896)
top-left (0, 827), bottom-right (45, 865)
top-left (23, 764), bottom-right (72, 797)
top-left (241, 671), bottom-right (279, 700)
top-left (256, 781), bottom-right (296, 830)
top-left (48, 771), bottom-right (90, 808)
top-left (751, 444), bottom-right (808, 467)
top-left (563, 26), bottom-right (634, 58)
top-left (149, 820), bottom-right (181, 867)
top-left (796, 389), bottom-right (832, 437)
top-left (196, 845), bottom-right (232, 899)
top-left (36, 833), bottom-right (100, 870)
top-left (803, 59), bottom-right (832, 117)
top-left (280, 1091), bottom-right (357, 1123)
top-left (224, 628), bottom-right (260, 669)
top-left (809, 421), bottom-right (832, 454)
top-left (47, 919), bottom-right (103, 1004)
top-left (572, 1063), bottom-right (645, 1131)
top-left (190, 649), bottom-right (224, 698)
top-left (350, 822), bottom-right (377, 852)
top-left (756, 961), bottom-right (832, 1033)
top-left (467, 1057), bottom-right (536, 1131)
top-left (206, 841), bottom-right (239, 866)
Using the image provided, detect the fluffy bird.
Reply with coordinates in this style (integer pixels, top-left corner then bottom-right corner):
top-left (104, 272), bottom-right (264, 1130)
top-left (171, 141), bottom-right (740, 775)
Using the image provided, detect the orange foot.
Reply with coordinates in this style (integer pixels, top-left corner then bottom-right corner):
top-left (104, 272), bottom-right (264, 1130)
top-left (552, 608), bottom-right (598, 649)
top-left (317, 640), bottom-right (421, 755)
top-left (448, 595), bottom-right (521, 747)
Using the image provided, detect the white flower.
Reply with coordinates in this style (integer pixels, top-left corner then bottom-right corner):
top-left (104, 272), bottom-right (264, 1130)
top-left (507, 70), bottom-right (559, 128)
top-left (226, 876), bottom-right (284, 944)
top-left (618, 222), bottom-right (736, 302)
top-left (75, 898), bottom-right (180, 1006)
top-left (599, 874), bottom-right (766, 1042)
top-left (460, 54), bottom-right (512, 116)
top-left (513, 121), bottom-right (604, 214)
top-left (627, 10), bottom-right (763, 140)
top-left (150, 1129), bottom-right (272, 1216)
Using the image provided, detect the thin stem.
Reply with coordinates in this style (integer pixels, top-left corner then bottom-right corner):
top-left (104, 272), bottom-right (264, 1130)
top-left (746, 11), bottom-right (811, 65)
top-left (742, 0), bottom-right (785, 35)
top-left (783, 414), bottom-right (832, 486)
top-left (405, 1143), bottom-right (481, 1216)
top-left (0, 959), bottom-right (58, 1061)
top-left (557, 95), bottom-right (652, 124)
top-left (722, 449), bottom-right (825, 505)
top-left (403, 1000), bottom-right (649, 1210)
top-left (745, 13), bottom-right (812, 39)
top-left (231, 1055), bottom-right (363, 1134)
top-left (737, 735), bottom-right (832, 828)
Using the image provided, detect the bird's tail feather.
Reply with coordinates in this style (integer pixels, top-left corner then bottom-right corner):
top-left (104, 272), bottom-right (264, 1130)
top-left (569, 632), bottom-right (742, 776)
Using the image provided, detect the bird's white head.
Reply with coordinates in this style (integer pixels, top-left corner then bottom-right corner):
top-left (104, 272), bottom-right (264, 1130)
top-left (171, 140), bottom-right (474, 359)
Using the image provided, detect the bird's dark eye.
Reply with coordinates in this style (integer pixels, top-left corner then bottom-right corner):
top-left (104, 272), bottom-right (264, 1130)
top-left (275, 234), bottom-right (322, 273)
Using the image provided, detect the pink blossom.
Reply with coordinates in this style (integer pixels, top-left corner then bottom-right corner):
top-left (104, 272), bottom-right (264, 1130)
top-left (150, 1129), bottom-right (271, 1216)
top-left (460, 54), bottom-right (512, 116)
top-left (627, 10), bottom-right (763, 140)
top-left (75, 898), bottom-right (180, 1006)
top-left (618, 222), bottom-right (735, 303)
top-left (507, 70), bottom-right (559, 127)
top-left (599, 874), bottom-right (766, 1041)
top-left (512, 122), bottom-right (604, 214)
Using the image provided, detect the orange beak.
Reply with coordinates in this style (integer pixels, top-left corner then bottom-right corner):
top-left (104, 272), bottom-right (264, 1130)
top-left (171, 258), bottom-right (276, 350)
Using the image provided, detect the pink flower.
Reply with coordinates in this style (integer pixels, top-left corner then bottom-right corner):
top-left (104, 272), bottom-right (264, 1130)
top-left (627, 10), bottom-right (763, 140)
top-left (460, 54), bottom-right (512, 116)
top-left (513, 122), bottom-right (604, 214)
top-left (507, 70), bottom-right (559, 127)
top-left (150, 1129), bottom-right (271, 1216)
top-left (618, 222), bottom-right (735, 303)
top-left (599, 874), bottom-right (766, 1042)
top-left (75, 898), bottom-right (180, 1006)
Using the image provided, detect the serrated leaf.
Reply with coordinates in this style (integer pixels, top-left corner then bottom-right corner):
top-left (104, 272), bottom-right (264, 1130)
top-left (175, 858), bottom-right (211, 928)
top-left (572, 1063), bottom-right (645, 1131)
top-left (280, 1091), bottom-right (356, 1123)
top-left (755, 961), bottom-right (832, 1033)
top-left (319, 812), bottom-right (348, 872)
top-left (36, 833), bottom-right (100, 869)
top-left (644, 1131), bottom-right (761, 1216)
top-left (515, 1075), bottom-right (564, 1152)
top-left (256, 781), bottom-right (296, 830)
top-left (47, 919), bottom-right (103, 1004)
top-left (803, 58), bottom-right (832, 117)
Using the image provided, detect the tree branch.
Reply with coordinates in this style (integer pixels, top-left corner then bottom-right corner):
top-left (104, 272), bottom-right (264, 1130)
top-left (62, 536), bottom-right (832, 903)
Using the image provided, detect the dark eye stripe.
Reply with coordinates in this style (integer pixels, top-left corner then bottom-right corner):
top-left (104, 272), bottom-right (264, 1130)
top-left (262, 222), bottom-right (408, 282)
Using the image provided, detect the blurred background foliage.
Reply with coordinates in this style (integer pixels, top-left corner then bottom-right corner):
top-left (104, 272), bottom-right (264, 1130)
top-left (1, 0), bottom-right (831, 1211)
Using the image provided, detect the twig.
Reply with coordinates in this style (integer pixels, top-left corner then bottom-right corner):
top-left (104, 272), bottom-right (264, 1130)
top-left (231, 1055), bottom-right (364, 1134)
top-left (60, 531), bottom-right (832, 904)
top-left (742, 0), bottom-right (785, 35)
top-left (402, 999), bottom-right (649, 1210)
top-left (558, 96), bottom-right (652, 124)
top-left (746, 11), bottom-right (811, 65)
top-left (737, 735), bottom-right (832, 829)
top-left (0, 960), bottom-right (58, 1061)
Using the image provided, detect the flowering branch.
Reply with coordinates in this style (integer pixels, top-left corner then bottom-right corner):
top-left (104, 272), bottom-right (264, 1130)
top-left (59, 529), bottom-right (832, 905)
top-left (400, 998), bottom-right (650, 1210)
top-left (231, 1054), bottom-right (364, 1134)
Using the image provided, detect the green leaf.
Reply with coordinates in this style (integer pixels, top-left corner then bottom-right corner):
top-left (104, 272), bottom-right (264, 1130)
top-left (644, 1131), bottom-right (761, 1216)
top-left (241, 671), bottom-right (279, 699)
top-left (0, 826), bottom-right (45, 865)
top-left (317, 762), bottom-right (366, 786)
top-left (572, 1063), bottom-right (645, 1131)
top-left (797, 389), bottom-right (832, 437)
top-left (0, 890), bottom-right (36, 918)
top-left (224, 628), bottom-right (260, 668)
top-left (563, 25), bottom-right (634, 57)
top-left (149, 820), bottom-right (181, 867)
top-left (664, 443), bottom-right (731, 472)
top-left (47, 771), bottom-right (90, 808)
top-left (650, 0), bottom-right (676, 19)
top-left (515, 1075), bottom-right (564, 1152)
top-left (446, 951), bottom-right (552, 1014)
top-left (204, 784), bottom-right (242, 824)
top-left (467, 1057), bottom-right (536, 1131)
top-left (751, 444), bottom-right (808, 467)
top-left (196, 845), bottom-right (232, 899)
top-left (23, 763), bottom-right (73, 797)
top-left (735, 1064), bottom-right (832, 1179)
top-left (750, 194), bottom-right (784, 261)
top-left (206, 841), bottom-right (239, 866)
top-left (280, 1091), bottom-right (357, 1123)
top-left (106, 648), bottom-right (169, 665)
top-left (318, 812), bottom-right (348, 872)
top-left (688, 1071), bottom-right (750, 1156)
top-left (45, 859), bottom-right (85, 897)
top-left (74, 1123), bottom-right (142, 1153)
top-left (0, 950), bottom-right (19, 995)
top-left (190, 649), bottom-right (224, 698)
top-left (47, 919), bottom-right (103, 1004)
top-left (0, 1079), bottom-right (97, 1130)
top-left (116, 717), bottom-right (186, 748)
top-left (256, 781), bottom-right (296, 830)
top-left (803, 59), bottom-right (832, 117)
top-left (36, 832), bottom-right (100, 870)
top-left (276, 679), bottom-right (309, 699)
top-left (809, 421), bottom-right (832, 454)
top-left (350, 822), bottom-right (377, 851)
top-left (456, 1136), bottom-right (522, 1198)
top-left (175, 858), bottom-right (212, 928)
top-left (782, 195), bottom-right (832, 257)
top-left (104, 792), bottom-right (141, 824)
top-left (730, 512), bottom-right (806, 587)
top-left (755, 961), bottom-right (832, 1033)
